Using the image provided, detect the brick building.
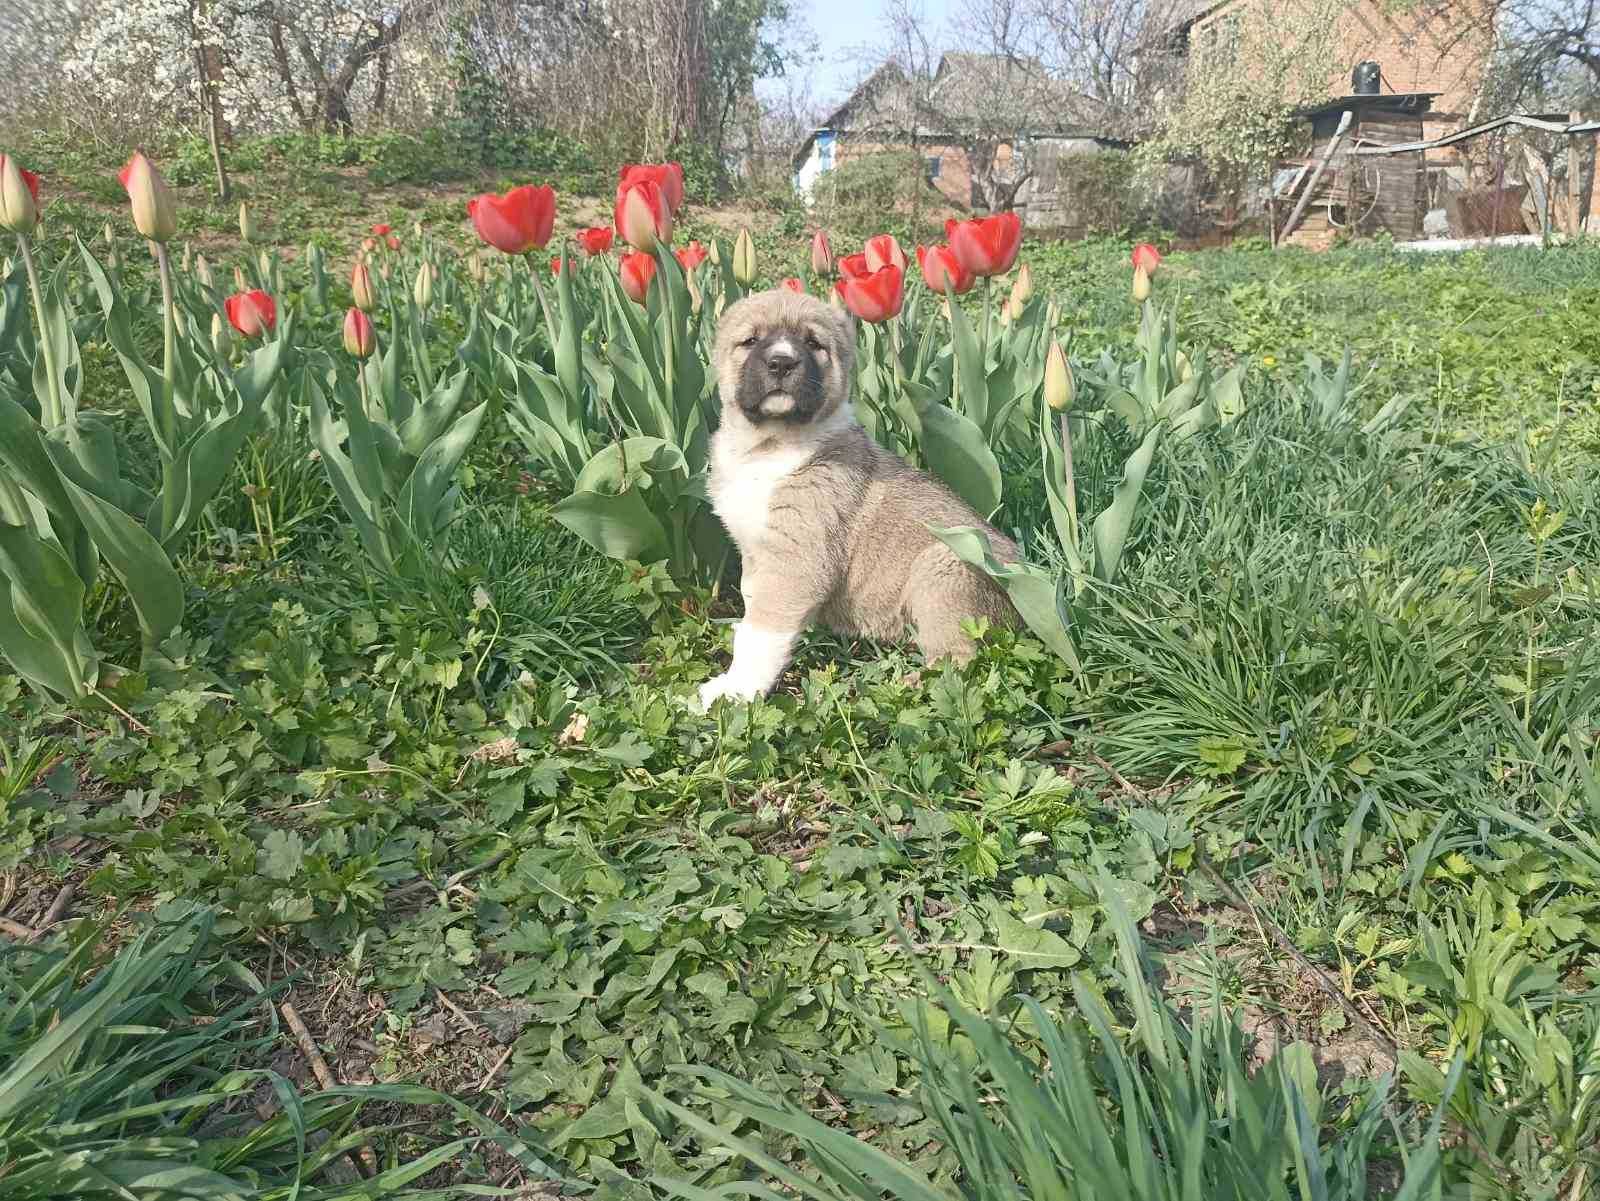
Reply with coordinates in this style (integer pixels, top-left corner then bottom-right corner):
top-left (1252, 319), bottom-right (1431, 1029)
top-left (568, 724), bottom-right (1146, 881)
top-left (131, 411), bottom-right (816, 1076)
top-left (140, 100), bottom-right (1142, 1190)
top-left (792, 54), bottom-right (1126, 226)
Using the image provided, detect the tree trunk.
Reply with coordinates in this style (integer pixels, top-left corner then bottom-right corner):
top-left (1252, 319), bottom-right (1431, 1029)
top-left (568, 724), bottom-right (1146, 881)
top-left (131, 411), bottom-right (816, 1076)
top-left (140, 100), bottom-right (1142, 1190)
top-left (191, 0), bottom-right (231, 200)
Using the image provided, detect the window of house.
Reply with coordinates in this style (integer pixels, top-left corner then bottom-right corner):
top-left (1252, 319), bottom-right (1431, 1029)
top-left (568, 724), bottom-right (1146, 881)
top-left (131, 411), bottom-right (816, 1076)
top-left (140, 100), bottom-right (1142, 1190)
top-left (926, 156), bottom-right (942, 180)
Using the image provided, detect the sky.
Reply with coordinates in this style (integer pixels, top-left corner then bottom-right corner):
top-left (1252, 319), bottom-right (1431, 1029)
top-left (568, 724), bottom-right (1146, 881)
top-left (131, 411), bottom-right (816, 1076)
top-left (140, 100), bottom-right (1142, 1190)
top-left (758, 0), bottom-right (955, 114)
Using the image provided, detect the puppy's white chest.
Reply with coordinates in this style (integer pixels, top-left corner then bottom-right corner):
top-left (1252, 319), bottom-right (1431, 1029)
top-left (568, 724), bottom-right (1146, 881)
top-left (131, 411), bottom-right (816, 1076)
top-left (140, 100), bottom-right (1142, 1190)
top-left (709, 441), bottom-right (813, 550)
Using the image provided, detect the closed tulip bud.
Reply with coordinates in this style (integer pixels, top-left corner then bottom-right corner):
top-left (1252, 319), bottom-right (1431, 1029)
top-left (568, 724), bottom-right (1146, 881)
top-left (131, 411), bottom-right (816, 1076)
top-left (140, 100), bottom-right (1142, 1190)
top-left (810, 230), bottom-right (833, 277)
top-left (707, 238), bottom-right (721, 266)
top-left (181, 244), bottom-right (193, 272)
top-left (1132, 264), bottom-right (1151, 303)
top-left (1176, 350), bottom-right (1193, 382)
top-left (466, 251), bottom-right (486, 284)
top-left (0, 154), bottom-right (40, 235)
top-left (211, 312), bottom-right (232, 359)
top-left (118, 152), bottom-right (177, 243)
top-left (233, 265), bottom-right (246, 290)
top-left (239, 202), bottom-right (257, 243)
top-left (351, 261), bottom-right (376, 310)
top-left (197, 254), bottom-right (213, 287)
top-left (258, 250), bottom-right (271, 279)
top-left (732, 228), bottom-right (756, 285)
top-left (412, 220), bottom-right (423, 239)
top-left (385, 234), bottom-right (400, 252)
top-left (343, 307), bottom-right (376, 358)
top-left (412, 260), bottom-right (432, 308)
top-left (1044, 341), bottom-right (1073, 412)
top-left (103, 222), bottom-right (116, 246)
top-left (1009, 263), bottom-right (1032, 309)
top-left (686, 268), bottom-right (703, 313)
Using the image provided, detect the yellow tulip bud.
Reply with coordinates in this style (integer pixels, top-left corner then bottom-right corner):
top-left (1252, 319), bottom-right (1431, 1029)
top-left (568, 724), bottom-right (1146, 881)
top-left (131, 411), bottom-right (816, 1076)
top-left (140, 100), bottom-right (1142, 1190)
top-left (707, 238), bottom-right (722, 266)
top-left (239, 201), bottom-right (257, 243)
top-left (1044, 341), bottom-right (1074, 412)
top-left (119, 152), bottom-right (177, 243)
top-left (412, 260), bottom-right (432, 308)
top-left (351, 261), bottom-right (376, 312)
top-left (0, 154), bottom-right (39, 236)
top-left (211, 312), bottom-right (232, 359)
top-left (1009, 263), bottom-right (1032, 311)
top-left (1132, 264), bottom-right (1151, 303)
top-left (732, 228), bottom-right (756, 286)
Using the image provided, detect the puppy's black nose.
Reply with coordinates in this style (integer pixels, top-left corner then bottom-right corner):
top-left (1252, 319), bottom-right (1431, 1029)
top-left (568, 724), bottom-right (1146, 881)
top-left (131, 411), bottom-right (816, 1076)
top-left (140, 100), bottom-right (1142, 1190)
top-left (766, 349), bottom-right (799, 379)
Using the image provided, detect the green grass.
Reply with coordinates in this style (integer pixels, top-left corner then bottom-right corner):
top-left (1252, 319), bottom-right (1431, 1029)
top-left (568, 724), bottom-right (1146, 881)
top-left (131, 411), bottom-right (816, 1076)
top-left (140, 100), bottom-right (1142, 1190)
top-left (2, 145), bottom-right (1599, 1198)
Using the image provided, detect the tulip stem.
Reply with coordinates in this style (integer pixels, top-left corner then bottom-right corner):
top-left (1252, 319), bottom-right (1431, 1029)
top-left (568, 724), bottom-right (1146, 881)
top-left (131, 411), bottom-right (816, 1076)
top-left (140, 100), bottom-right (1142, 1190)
top-left (17, 234), bottom-right (65, 429)
top-left (1059, 413), bottom-right (1079, 549)
top-left (155, 241), bottom-right (181, 542)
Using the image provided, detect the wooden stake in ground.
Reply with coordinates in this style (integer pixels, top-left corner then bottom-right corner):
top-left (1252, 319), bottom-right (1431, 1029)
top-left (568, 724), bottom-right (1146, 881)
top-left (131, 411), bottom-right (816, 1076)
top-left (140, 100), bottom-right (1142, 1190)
top-left (1569, 112), bottom-right (1584, 237)
top-left (281, 999), bottom-right (379, 1177)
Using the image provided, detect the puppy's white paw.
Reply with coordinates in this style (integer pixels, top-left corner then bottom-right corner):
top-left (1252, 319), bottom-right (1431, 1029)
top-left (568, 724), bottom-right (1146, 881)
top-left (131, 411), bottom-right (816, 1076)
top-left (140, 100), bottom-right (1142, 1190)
top-left (698, 673), bottom-right (759, 711)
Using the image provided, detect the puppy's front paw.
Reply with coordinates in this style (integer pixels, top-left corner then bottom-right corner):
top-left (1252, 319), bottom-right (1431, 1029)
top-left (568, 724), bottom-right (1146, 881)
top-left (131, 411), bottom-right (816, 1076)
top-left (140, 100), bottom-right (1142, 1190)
top-left (698, 673), bottom-right (758, 711)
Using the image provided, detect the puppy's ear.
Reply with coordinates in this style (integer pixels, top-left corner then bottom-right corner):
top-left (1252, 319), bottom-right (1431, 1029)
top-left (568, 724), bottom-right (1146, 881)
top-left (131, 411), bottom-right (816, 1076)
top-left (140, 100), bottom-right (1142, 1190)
top-left (832, 306), bottom-right (857, 347)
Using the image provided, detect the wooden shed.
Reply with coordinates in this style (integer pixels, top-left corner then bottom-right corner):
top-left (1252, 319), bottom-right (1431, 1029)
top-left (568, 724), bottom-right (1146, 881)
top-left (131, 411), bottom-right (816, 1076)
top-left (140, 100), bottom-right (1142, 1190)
top-left (1280, 93), bottom-right (1437, 249)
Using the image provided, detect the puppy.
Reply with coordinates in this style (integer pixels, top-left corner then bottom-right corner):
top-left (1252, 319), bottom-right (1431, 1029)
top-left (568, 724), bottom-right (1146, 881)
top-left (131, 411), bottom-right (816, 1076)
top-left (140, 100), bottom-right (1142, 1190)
top-left (699, 288), bottom-right (1018, 708)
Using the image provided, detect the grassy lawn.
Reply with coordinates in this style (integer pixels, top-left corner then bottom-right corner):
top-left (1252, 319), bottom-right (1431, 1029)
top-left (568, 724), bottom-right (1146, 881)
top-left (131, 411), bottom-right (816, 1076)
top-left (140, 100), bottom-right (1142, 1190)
top-left (3, 140), bottom-right (1599, 1198)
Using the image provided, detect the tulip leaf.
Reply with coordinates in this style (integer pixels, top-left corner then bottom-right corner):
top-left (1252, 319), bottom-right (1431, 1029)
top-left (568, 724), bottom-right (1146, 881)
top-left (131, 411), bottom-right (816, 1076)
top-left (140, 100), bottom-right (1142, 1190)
top-left (1092, 423), bottom-right (1163, 587)
top-left (918, 401), bottom-right (1002, 520)
top-left (0, 394), bottom-right (75, 523)
top-left (927, 524), bottom-right (1080, 673)
top-left (79, 241), bottom-right (165, 446)
top-left (1213, 364), bottom-right (1247, 427)
top-left (0, 520), bottom-right (96, 699)
top-left (946, 291), bottom-right (990, 432)
top-left (41, 439), bottom-right (183, 651)
top-left (398, 368), bottom-right (471, 457)
top-left (398, 401), bottom-right (490, 543)
top-left (552, 487), bottom-right (671, 565)
top-left (309, 380), bottom-right (391, 572)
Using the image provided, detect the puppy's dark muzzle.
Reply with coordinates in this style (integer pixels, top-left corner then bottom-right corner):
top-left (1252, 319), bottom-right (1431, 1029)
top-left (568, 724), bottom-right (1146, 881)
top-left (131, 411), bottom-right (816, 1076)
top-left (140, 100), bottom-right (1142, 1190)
top-left (737, 334), bottom-right (825, 423)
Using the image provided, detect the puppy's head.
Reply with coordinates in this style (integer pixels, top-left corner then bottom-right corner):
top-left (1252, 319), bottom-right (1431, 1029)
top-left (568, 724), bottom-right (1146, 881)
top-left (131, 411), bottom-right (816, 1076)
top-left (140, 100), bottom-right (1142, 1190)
top-left (714, 289), bottom-right (855, 427)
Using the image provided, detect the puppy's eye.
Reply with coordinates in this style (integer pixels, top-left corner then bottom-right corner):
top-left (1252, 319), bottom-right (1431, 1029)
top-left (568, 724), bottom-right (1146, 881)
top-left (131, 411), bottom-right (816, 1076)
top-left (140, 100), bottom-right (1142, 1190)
top-left (804, 334), bottom-right (825, 352)
top-left (738, 336), bottom-right (759, 349)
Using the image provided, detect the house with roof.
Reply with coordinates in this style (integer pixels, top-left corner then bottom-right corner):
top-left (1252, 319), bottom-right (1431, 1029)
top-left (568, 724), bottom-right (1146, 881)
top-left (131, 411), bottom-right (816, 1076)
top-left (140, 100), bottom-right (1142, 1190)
top-left (792, 52), bottom-right (1130, 230)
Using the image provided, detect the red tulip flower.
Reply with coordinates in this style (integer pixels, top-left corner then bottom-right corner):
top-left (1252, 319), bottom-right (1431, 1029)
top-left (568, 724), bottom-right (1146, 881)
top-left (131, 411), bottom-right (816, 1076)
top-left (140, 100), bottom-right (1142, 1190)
top-left (864, 233), bottom-right (906, 274)
top-left (225, 290), bottom-right (276, 338)
top-left (781, 277), bottom-right (805, 293)
top-left (945, 218), bottom-right (959, 242)
top-left (948, 212), bottom-right (1022, 278)
top-left (618, 163), bottom-right (685, 213)
top-left (834, 264), bottom-right (904, 323)
top-left (674, 241), bottom-right (709, 270)
top-left (385, 234), bottom-right (400, 252)
top-left (614, 180), bottom-right (673, 252)
top-left (916, 244), bottom-right (975, 295)
top-left (343, 307), bottom-right (376, 359)
top-left (575, 226), bottom-right (614, 255)
top-left (1131, 242), bottom-right (1162, 274)
top-left (837, 252), bottom-right (871, 279)
top-left (619, 251), bottom-right (657, 305)
top-left (371, 223), bottom-right (392, 236)
top-left (466, 184), bottom-right (556, 254)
